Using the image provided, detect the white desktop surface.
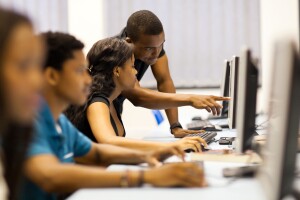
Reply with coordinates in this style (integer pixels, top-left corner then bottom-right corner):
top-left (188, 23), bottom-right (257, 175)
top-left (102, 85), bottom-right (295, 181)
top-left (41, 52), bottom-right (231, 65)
top-left (68, 157), bottom-right (266, 200)
top-left (68, 157), bottom-right (267, 200)
top-left (67, 181), bottom-right (265, 200)
top-left (67, 128), bottom-right (268, 200)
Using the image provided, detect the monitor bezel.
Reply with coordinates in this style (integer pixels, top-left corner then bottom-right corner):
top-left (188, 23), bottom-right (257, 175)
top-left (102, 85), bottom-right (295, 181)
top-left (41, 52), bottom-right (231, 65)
top-left (228, 56), bottom-right (239, 129)
top-left (236, 48), bottom-right (258, 153)
top-left (220, 60), bottom-right (231, 117)
top-left (258, 40), bottom-right (300, 200)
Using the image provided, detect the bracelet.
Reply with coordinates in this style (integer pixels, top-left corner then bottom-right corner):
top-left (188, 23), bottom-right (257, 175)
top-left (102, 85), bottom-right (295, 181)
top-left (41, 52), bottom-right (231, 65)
top-left (120, 170), bottom-right (129, 187)
top-left (137, 170), bottom-right (144, 187)
top-left (170, 122), bottom-right (182, 134)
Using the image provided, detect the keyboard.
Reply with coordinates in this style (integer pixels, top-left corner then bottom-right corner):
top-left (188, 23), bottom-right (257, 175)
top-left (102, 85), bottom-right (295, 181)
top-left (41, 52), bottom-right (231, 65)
top-left (184, 132), bottom-right (217, 144)
top-left (186, 120), bottom-right (222, 131)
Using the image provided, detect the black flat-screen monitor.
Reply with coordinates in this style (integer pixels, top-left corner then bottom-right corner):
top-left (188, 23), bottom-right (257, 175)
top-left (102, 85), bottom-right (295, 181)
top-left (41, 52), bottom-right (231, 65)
top-left (228, 56), bottom-right (239, 129)
top-left (220, 60), bottom-right (231, 117)
top-left (258, 40), bottom-right (300, 200)
top-left (236, 48), bottom-right (258, 153)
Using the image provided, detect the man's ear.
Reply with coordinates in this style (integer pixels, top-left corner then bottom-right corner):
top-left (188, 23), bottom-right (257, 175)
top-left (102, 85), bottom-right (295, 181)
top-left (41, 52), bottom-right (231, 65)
top-left (44, 67), bottom-right (60, 86)
top-left (125, 37), bottom-right (132, 44)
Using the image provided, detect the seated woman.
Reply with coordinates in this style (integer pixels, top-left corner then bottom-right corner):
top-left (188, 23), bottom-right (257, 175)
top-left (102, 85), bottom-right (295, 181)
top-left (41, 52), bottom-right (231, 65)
top-left (66, 38), bottom-right (207, 152)
top-left (0, 8), bottom-right (44, 200)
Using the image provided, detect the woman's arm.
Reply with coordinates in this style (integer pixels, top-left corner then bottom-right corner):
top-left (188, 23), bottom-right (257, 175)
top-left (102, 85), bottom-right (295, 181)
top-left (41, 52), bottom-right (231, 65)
top-left (87, 102), bottom-right (206, 152)
top-left (75, 142), bottom-right (185, 167)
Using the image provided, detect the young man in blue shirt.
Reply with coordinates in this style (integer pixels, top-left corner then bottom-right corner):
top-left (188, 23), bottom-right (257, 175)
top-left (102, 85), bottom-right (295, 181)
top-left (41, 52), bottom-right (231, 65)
top-left (21, 32), bottom-right (206, 200)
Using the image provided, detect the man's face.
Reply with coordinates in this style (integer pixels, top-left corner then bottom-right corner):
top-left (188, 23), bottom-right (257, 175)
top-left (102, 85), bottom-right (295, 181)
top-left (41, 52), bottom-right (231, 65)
top-left (54, 50), bottom-right (92, 106)
top-left (131, 32), bottom-right (165, 65)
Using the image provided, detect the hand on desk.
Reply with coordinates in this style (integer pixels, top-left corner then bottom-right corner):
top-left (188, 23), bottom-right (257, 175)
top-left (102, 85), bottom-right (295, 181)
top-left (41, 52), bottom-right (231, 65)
top-left (189, 95), bottom-right (230, 115)
top-left (170, 136), bottom-right (208, 153)
top-left (172, 127), bottom-right (204, 138)
top-left (144, 146), bottom-right (185, 167)
top-left (144, 162), bottom-right (206, 187)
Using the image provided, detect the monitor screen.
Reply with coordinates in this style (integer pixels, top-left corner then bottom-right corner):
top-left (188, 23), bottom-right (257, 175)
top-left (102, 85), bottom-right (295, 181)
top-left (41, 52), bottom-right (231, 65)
top-left (220, 60), bottom-right (231, 117)
top-left (236, 48), bottom-right (258, 153)
top-left (258, 40), bottom-right (300, 200)
top-left (228, 56), bottom-right (239, 129)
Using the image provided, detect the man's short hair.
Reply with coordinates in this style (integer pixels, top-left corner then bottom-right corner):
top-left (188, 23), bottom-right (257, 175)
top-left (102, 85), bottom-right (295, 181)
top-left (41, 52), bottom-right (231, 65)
top-left (126, 10), bottom-right (164, 42)
top-left (41, 31), bottom-right (84, 70)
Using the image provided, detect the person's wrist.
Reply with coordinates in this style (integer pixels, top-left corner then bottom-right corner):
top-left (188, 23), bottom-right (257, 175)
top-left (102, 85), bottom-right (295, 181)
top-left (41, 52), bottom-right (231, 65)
top-left (137, 151), bottom-right (148, 163)
top-left (170, 122), bottom-right (182, 134)
top-left (120, 170), bottom-right (130, 187)
top-left (171, 128), bottom-right (187, 138)
top-left (137, 170), bottom-right (144, 187)
top-left (144, 170), bottom-right (155, 185)
top-left (187, 95), bottom-right (194, 106)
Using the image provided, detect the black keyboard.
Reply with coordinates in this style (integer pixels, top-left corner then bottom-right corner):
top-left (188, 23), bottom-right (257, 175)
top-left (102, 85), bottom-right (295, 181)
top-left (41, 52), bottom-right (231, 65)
top-left (184, 132), bottom-right (217, 144)
top-left (187, 120), bottom-right (222, 131)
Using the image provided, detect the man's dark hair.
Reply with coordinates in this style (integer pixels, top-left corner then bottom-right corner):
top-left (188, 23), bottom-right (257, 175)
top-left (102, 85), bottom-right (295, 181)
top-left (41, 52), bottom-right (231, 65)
top-left (126, 10), bottom-right (164, 42)
top-left (40, 31), bottom-right (84, 70)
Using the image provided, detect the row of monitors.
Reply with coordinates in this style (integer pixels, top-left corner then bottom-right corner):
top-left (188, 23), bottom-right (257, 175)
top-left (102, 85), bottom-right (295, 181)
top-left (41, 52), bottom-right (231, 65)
top-left (219, 40), bottom-right (300, 200)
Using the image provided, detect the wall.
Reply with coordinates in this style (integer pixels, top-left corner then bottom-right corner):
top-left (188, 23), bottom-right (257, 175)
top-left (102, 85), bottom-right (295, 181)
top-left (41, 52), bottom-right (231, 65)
top-left (67, 0), bottom-right (261, 88)
top-left (67, 0), bottom-right (106, 54)
top-left (260, 0), bottom-right (299, 113)
top-left (0, 0), bottom-right (68, 33)
top-left (101, 0), bottom-right (261, 88)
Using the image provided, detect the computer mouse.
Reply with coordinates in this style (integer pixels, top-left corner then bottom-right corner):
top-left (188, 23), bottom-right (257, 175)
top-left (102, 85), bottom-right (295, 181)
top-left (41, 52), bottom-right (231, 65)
top-left (192, 116), bottom-right (203, 121)
top-left (202, 125), bottom-right (216, 131)
top-left (220, 124), bottom-right (229, 128)
top-left (184, 148), bottom-right (195, 153)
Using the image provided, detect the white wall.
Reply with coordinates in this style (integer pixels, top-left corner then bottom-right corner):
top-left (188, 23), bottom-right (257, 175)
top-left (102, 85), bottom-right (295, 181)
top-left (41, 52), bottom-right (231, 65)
top-left (102, 0), bottom-right (260, 88)
top-left (0, 0), bottom-right (68, 33)
top-left (260, 0), bottom-right (299, 113)
top-left (67, 0), bottom-right (105, 55)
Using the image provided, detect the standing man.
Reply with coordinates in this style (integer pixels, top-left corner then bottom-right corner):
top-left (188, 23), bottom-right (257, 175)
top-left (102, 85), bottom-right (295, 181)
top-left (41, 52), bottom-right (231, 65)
top-left (115, 10), bottom-right (229, 138)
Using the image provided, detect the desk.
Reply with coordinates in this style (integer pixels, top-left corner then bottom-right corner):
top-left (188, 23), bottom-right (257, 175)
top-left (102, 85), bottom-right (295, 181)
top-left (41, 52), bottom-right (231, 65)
top-left (67, 181), bottom-right (265, 200)
top-left (143, 128), bottom-right (237, 150)
top-left (67, 158), bottom-right (266, 200)
top-left (68, 158), bottom-right (266, 200)
top-left (68, 128), bottom-right (269, 200)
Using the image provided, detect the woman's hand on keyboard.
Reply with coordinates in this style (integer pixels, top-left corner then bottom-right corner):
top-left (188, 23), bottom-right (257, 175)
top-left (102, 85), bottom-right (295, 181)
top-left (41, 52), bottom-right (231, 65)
top-left (189, 95), bottom-right (231, 115)
top-left (144, 162), bottom-right (207, 187)
top-left (170, 136), bottom-right (208, 152)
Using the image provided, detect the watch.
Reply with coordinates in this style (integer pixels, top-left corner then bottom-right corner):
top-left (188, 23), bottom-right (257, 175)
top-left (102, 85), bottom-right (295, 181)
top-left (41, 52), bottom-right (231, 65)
top-left (170, 122), bottom-right (183, 134)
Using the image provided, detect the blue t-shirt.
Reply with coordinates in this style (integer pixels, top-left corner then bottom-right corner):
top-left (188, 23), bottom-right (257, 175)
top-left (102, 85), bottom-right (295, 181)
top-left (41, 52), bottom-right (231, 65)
top-left (21, 101), bottom-right (92, 200)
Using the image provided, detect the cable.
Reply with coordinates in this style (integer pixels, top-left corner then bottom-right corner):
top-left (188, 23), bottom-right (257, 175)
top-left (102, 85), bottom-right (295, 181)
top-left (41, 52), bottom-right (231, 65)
top-left (255, 119), bottom-right (270, 130)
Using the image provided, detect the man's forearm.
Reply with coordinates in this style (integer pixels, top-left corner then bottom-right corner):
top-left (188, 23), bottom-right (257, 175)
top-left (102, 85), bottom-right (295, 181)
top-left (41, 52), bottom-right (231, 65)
top-left (30, 164), bottom-right (139, 193)
top-left (157, 80), bottom-right (179, 125)
top-left (123, 87), bottom-right (191, 109)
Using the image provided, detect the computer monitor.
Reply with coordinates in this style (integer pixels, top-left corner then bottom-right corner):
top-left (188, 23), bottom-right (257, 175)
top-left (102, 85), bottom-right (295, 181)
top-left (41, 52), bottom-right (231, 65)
top-left (235, 48), bottom-right (258, 153)
top-left (258, 40), bottom-right (300, 200)
top-left (220, 60), bottom-right (231, 117)
top-left (228, 56), bottom-right (239, 129)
